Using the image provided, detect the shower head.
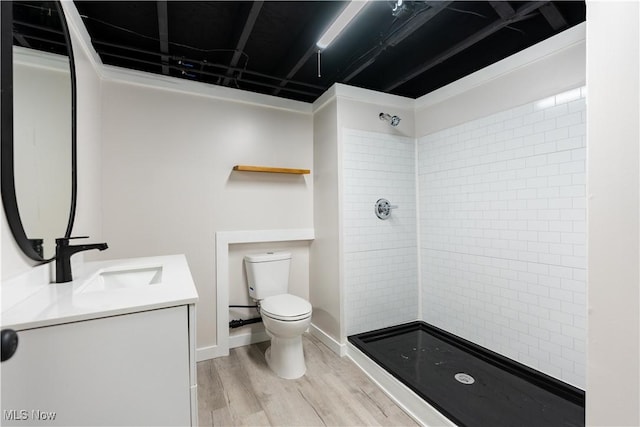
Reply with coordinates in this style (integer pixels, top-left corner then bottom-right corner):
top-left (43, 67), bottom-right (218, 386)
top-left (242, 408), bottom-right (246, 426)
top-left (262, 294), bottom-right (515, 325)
top-left (379, 112), bottom-right (401, 127)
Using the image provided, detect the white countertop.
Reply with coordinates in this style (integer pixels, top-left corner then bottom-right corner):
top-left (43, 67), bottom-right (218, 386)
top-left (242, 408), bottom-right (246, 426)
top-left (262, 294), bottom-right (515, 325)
top-left (1, 254), bottom-right (198, 331)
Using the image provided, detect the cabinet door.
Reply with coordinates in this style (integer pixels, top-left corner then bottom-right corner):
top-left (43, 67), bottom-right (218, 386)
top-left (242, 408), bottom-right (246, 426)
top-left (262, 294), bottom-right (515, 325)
top-left (1, 306), bottom-right (191, 426)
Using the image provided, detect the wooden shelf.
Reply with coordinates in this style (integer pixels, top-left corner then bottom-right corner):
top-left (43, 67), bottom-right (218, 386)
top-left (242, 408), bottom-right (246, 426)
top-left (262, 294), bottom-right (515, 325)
top-left (232, 165), bottom-right (310, 175)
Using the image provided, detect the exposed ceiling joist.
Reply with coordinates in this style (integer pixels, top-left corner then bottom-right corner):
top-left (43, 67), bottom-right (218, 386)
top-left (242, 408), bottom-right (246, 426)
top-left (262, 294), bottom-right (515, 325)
top-left (385, 1), bottom-right (545, 92)
top-left (223, 1), bottom-right (263, 86)
top-left (342, 1), bottom-right (451, 83)
top-left (271, 45), bottom-right (316, 96)
top-left (539, 2), bottom-right (568, 30)
top-left (489, 1), bottom-right (515, 19)
top-left (156, 0), bottom-right (169, 75)
top-left (13, 33), bottom-right (30, 47)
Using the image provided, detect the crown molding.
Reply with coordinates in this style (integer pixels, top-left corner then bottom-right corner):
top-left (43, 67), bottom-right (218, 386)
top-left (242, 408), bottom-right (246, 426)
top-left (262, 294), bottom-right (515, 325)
top-left (100, 64), bottom-right (313, 114)
top-left (313, 83), bottom-right (415, 113)
top-left (415, 23), bottom-right (586, 111)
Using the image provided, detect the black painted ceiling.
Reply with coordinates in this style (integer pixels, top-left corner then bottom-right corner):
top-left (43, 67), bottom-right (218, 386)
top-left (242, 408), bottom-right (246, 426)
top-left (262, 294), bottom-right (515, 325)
top-left (18, 1), bottom-right (587, 103)
top-left (12, 1), bottom-right (68, 56)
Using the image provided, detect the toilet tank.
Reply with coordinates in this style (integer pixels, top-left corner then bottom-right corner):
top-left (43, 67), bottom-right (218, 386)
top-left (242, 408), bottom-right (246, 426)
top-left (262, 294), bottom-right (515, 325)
top-left (244, 252), bottom-right (291, 300)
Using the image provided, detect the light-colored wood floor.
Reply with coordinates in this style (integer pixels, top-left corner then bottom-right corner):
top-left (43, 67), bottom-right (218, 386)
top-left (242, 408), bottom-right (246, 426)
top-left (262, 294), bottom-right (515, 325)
top-left (197, 333), bottom-right (419, 426)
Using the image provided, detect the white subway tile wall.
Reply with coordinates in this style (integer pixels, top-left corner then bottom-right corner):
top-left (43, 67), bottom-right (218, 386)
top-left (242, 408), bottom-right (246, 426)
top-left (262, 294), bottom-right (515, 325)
top-left (343, 129), bottom-right (419, 335)
top-left (418, 87), bottom-right (586, 388)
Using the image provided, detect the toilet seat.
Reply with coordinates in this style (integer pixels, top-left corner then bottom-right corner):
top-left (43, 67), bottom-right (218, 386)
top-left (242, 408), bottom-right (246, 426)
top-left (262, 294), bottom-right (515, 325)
top-left (260, 294), bottom-right (311, 321)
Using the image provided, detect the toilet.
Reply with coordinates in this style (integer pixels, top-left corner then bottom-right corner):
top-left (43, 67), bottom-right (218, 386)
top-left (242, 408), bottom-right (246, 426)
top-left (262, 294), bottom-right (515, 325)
top-left (244, 251), bottom-right (312, 379)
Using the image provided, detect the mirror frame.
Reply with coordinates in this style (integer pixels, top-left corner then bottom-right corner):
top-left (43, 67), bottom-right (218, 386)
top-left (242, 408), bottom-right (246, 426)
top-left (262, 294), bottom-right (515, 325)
top-left (1, 1), bottom-right (77, 262)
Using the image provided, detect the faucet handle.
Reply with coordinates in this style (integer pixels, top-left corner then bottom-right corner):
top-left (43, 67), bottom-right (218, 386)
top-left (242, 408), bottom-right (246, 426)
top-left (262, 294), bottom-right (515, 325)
top-left (55, 236), bottom-right (90, 245)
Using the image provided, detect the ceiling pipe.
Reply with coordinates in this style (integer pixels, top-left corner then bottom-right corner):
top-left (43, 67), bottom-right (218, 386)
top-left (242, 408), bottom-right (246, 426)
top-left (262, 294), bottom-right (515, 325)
top-left (91, 39), bottom-right (325, 91)
top-left (156, 1), bottom-right (170, 76)
top-left (223, 1), bottom-right (264, 86)
top-left (384, 1), bottom-right (545, 92)
top-left (96, 50), bottom-right (322, 98)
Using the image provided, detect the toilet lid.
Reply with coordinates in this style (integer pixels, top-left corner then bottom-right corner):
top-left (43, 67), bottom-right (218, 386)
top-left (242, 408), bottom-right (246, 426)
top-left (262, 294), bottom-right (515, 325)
top-left (261, 294), bottom-right (312, 321)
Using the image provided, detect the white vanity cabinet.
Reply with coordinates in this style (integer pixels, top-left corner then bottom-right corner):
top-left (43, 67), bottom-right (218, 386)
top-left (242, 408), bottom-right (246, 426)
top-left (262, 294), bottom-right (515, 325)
top-left (1, 304), bottom-right (197, 426)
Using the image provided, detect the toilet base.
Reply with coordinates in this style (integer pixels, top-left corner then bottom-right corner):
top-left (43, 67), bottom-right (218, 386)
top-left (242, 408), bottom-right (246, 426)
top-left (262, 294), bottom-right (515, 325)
top-left (265, 335), bottom-right (306, 379)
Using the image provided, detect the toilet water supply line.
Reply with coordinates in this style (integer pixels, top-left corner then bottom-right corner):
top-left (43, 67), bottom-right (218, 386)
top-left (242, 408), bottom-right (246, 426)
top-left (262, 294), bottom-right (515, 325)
top-left (229, 317), bottom-right (262, 328)
top-left (229, 304), bottom-right (263, 328)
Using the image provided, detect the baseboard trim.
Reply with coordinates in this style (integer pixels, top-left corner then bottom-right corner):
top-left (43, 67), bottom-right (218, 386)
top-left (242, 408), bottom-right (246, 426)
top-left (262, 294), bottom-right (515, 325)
top-left (196, 344), bottom-right (226, 362)
top-left (347, 342), bottom-right (454, 427)
top-left (229, 330), bottom-right (270, 349)
top-left (310, 323), bottom-right (346, 357)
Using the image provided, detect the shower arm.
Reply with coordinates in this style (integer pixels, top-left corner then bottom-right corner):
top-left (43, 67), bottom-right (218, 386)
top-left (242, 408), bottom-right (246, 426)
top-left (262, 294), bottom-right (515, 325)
top-left (379, 112), bottom-right (401, 127)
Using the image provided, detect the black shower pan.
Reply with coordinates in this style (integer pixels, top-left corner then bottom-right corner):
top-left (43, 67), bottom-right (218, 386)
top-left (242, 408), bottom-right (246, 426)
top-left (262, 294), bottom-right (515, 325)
top-left (349, 321), bottom-right (584, 427)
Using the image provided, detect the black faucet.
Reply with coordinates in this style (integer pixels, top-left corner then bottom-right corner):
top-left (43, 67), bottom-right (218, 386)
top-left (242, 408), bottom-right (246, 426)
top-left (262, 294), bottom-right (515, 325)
top-left (55, 237), bottom-right (108, 283)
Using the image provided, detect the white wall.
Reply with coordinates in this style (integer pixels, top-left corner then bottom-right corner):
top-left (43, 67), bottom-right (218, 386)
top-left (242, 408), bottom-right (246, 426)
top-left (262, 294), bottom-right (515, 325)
top-left (310, 98), bottom-right (341, 342)
top-left (336, 89), bottom-right (417, 340)
top-left (418, 88), bottom-right (587, 388)
top-left (98, 77), bottom-right (313, 352)
top-left (342, 129), bottom-right (418, 335)
top-left (586, 2), bottom-right (640, 425)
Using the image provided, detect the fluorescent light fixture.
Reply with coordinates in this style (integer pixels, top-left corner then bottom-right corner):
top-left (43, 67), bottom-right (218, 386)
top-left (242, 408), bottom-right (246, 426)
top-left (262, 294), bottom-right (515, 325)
top-left (316, 1), bottom-right (369, 50)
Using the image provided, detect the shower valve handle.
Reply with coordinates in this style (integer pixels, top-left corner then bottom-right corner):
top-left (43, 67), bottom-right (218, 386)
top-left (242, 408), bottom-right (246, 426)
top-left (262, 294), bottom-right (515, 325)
top-left (375, 198), bottom-right (398, 220)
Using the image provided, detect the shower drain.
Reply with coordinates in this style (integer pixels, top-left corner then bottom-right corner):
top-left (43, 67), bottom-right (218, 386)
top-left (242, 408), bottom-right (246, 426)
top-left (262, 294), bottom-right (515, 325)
top-left (454, 373), bottom-right (475, 385)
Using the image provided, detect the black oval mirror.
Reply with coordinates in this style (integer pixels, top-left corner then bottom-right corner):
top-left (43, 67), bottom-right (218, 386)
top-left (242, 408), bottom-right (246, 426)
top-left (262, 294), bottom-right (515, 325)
top-left (1, 0), bottom-right (77, 262)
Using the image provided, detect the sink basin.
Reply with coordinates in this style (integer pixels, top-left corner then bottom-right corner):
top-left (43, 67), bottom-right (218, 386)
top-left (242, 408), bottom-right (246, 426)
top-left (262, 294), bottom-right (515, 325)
top-left (79, 265), bottom-right (163, 293)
